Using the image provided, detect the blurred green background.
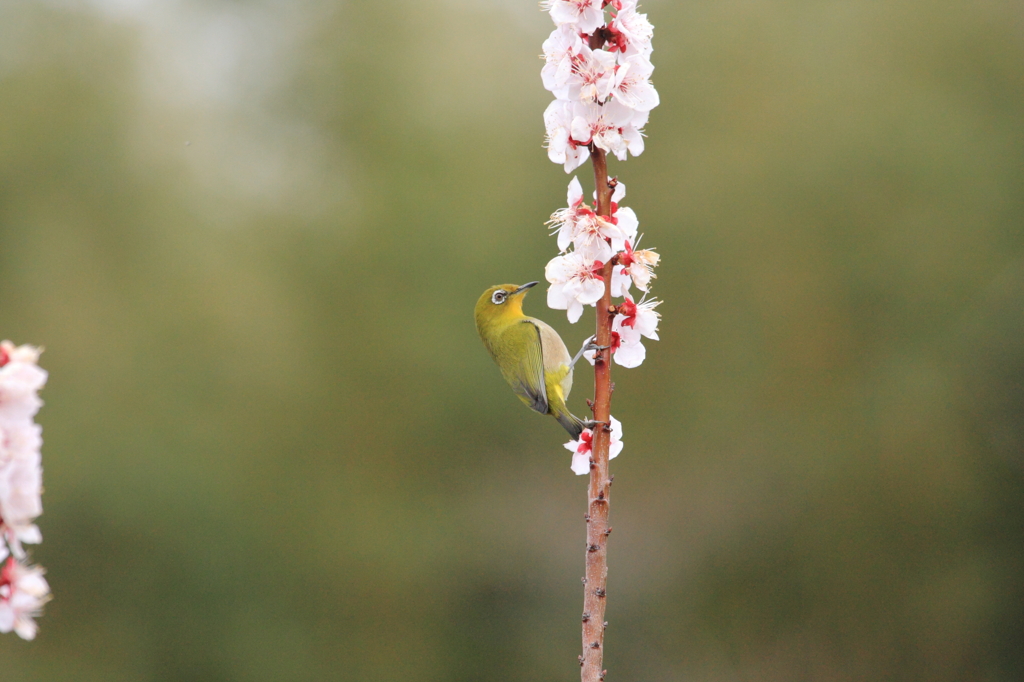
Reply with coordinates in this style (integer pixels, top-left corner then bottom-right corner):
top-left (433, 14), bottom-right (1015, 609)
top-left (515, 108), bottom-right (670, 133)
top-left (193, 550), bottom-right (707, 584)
top-left (2, 0), bottom-right (1023, 679)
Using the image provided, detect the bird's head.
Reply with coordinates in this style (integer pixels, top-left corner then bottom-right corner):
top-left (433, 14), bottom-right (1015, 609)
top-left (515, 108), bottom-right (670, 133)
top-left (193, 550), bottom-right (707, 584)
top-left (474, 281), bottom-right (538, 326)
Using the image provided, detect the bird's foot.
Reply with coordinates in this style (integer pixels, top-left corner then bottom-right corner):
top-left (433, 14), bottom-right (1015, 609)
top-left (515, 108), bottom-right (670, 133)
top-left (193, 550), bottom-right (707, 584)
top-left (570, 336), bottom-right (610, 368)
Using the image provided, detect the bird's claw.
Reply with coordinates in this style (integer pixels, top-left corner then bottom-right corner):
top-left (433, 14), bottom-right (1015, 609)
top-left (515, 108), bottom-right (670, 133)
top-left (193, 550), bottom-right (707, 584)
top-left (570, 335), bottom-right (607, 368)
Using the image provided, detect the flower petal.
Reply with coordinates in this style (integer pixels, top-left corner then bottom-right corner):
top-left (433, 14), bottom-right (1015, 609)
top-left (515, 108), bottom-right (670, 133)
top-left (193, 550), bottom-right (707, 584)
top-left (571, 451), bottom-right (591, 475)
top-left (614, 339), bottom-right (646, 368)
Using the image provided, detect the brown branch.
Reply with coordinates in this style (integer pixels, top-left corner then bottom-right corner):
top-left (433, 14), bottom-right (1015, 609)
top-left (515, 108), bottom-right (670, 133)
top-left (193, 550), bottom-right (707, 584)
top-left (580, 146), bottom-right (616, 682)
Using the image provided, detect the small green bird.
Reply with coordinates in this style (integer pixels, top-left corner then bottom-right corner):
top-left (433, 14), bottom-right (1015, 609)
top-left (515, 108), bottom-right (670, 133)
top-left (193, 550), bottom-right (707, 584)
top-left (475, 282), bottom-right (598, 439)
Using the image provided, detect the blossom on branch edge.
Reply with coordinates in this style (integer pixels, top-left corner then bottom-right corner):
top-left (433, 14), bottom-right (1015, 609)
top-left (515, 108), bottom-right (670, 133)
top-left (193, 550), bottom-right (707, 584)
top-left (580, 294), bottom-right (661, 368)
top-left (611, 294), bottom-right (661, 368)
top-left (0, 341), bottom-right (50, 639)
top-left (613, 237), bottom-right (659, 294)
top-left (541, 25), bottom-right (584, 98)
top-left (0, 557), bottom-right (49, 640)
top-left (544, 100), bottom-right (591, 173)
top-left (608, 0), bottom-right (654, 58)
top-left (546, 251), bottom-right (605, 323)
top-left (565, 416), bottom-right (623, 475)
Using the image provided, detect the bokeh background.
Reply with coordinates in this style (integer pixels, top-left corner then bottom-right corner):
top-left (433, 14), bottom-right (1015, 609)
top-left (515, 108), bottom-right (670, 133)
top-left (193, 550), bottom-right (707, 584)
top-left (2, 0), bottom-right (1023, 679)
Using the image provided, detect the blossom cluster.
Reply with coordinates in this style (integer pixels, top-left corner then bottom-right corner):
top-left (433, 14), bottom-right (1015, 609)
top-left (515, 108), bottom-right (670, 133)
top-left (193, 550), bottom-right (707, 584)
top-left (0, 341), bottom-right (50, 639)
top-left (539, 2), bottom-right (662, 474)
top-left (542, 0), bottom-right (659, 173)
top-left (546, 175), bottom-right (662, 374)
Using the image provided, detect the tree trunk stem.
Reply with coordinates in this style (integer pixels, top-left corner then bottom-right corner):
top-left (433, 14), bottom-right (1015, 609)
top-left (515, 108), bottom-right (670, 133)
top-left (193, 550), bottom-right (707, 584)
top-left (581, 146), bottom-right (615, 682)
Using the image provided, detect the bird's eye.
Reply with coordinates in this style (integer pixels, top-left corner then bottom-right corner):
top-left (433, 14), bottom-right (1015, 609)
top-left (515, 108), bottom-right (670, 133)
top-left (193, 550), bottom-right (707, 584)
top-left (491, 291), bottom-right (507, 305)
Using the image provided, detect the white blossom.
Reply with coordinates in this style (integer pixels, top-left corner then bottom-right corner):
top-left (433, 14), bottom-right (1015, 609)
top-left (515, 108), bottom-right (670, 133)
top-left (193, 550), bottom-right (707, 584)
top-left (610, 263), bottom-right (632, 298)
top-left (570, 100), bottom-right (635, 160)
top-left (565, 416), bottom-right (624, 475)
top-left (620, 123), bottom-right (645, 159)
top-left (542, 25), bottom-right (583, 98)
top-left (0, 342), bottom-right (47, 632)
top-left (0, 422), bottom-right (42, 467)
top-left (598, 181), bottom-right (639, 252)
top-left (608, 206), bottom-right (638, 252)
top-left (580, 293), bottom-right (661, 369)
top-left (609, 0), bottom-right (654, 58)
top-left (610, 54), bottom-right (659, 112)
top-left (544, 100), bottom-right (591, 172)
top-left (566, 46), bottom-right (618, 104)
top-left (541, 0), bottom-right (657, 171)
top-left (549, 177), bottom-right (601, 256)
top-left (546, 252), bottom-right (606, 323)
top-left (0, 348), bottom-right (47, 424)
top-left (0, 454), bottom-right (43, 542)
top-left (0, 344), bottom-right (40, 366)
top-left (537, 0), bottom-right (663, 474)
top-left (616, 238), bottom-right (659, 291)
top-left (618, 294), bottom-right (661, 340)
top-left (544, 0), bottom-right (606, 34)
top-left (611, 294), bottom-right (661, 368)
top-left (612, 331), bottom-right (646, 368)
top-left (0, 558), bottom-right (50, 640)
top-left (548, 177), bottom-right (631, 262)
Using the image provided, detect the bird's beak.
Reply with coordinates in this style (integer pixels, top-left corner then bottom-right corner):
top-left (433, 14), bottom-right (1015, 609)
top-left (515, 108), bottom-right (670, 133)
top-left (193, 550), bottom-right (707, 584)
top-left (513, 281), bottom-right (539, 295)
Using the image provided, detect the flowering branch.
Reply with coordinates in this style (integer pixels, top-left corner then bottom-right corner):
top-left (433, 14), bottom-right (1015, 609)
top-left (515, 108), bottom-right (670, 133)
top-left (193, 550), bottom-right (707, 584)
top-left (0, 341), bottom-right (51, 640)
top-left (539, 2), bottom-right (661, 680)
top-left (579, 147), bottom-right (614, 682)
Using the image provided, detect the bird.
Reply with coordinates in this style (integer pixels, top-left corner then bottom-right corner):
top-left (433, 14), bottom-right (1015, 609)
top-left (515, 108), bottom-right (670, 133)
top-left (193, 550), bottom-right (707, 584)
top-left (474, 281), bottom-right (600, 439)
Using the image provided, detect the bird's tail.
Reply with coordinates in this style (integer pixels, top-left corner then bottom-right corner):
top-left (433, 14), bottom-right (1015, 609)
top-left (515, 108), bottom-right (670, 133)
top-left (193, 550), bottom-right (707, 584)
top-left (555, 409), bottom-right (587, 440)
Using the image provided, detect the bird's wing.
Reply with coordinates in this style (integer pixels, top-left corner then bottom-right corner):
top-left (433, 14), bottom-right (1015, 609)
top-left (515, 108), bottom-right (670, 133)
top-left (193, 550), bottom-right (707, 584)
top-left (533, 318), bottom-right (574, 400)
top-left (501, 320), bottom-right (548, 415)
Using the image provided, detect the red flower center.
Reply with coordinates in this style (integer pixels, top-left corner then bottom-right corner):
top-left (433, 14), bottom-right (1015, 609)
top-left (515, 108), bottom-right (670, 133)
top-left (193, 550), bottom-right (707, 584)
top-left (0, 557), bottom-right (15, 590)
top-left (577, 429), bottom-right (594, 454)
top-left (617, 240), bottom-right (636, 267)
top-left (618, 297), bottom-right (638, 328)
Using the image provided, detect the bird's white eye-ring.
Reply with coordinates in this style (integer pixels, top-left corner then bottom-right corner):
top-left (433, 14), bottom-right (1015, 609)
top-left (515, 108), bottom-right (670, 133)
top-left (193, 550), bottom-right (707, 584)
top-left (491, 290), bottom-right (507, 305)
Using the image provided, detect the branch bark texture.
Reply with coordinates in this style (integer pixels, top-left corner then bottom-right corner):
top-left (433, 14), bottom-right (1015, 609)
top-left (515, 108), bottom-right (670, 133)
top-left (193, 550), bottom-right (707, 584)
top-left (580, 146), bottom-right (615, 682)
